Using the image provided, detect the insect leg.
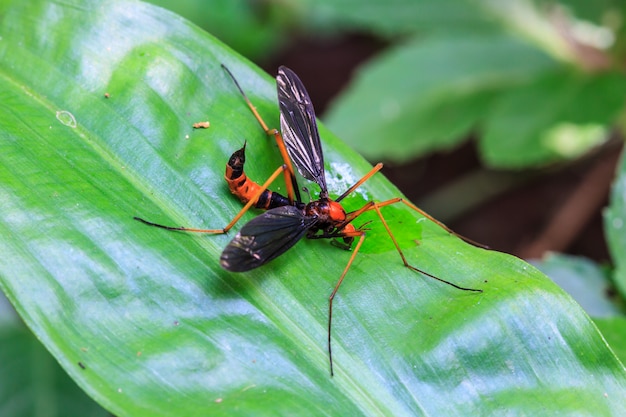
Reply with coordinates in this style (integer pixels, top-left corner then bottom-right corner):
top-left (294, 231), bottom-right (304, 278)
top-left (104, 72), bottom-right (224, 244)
top-left (367, 201), bottom-right (482, 292)
top-left (368, 197), bottom-right (488, 249)
top-left (335, 162), bottom-right (487, 248)
top-left (336, 163), bottom-right (383, 203)
top-left (134, 164), bottom-right (289, 234)
top-left (327, 229), bottom-right (366, 377)
top-left (221, 64), bottom-right (300, 203)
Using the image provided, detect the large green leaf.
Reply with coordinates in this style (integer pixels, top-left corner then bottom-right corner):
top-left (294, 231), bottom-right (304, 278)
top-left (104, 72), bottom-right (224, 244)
top-left (537, 0), bottom-right (622, 24)
top-left (532, 253), bottom-right (620, 317)
top-left (144, 0), bottom-right (294, 60)
top-left (532, 253), bottom-right (626, 365)
top-left (299, 0), bottom-right (496, 36)
top-left (595, 317), bottom-right (626, 367)
top-left (0, 314), bottom-right (111, 417)
top-left (481, 69), bottom-right (626, 167)
top-left (324, 33), bottom-right (557, 163)
top-left (1, 1), bottom-right (626, 416)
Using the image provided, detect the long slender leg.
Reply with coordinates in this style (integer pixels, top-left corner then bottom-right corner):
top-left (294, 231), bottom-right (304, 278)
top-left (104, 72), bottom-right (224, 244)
top-left (369, 202), bottom-right (482, 292)
top-left (326, 201), bottom-right (482, 376)
top-left (343, 198), bottom-right (482, 291)
top-left (265, 129), bottom-right (301, 204)
top-left (369, 198), bottom-right (488, 248)
top-left (336, 163), bottom-right (383, 203)
top-left (134, 164), bottom-right (288, 234)
top-left (221, 64), bottom-right (300, 203)
top-left (328, 231), bottom-right (366, 377)
top-left (336, 161), bottom-right (487, 248)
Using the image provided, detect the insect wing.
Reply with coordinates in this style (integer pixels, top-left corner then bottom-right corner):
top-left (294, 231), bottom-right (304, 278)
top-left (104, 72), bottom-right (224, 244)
top-left (220, 205), bottom-right (318, 272)
top-left (277, 66), bottom-right (327, 192)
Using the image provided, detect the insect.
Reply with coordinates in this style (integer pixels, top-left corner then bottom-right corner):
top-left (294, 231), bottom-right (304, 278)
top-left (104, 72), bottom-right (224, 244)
top-left (134, 65), bottom-right (483, 376)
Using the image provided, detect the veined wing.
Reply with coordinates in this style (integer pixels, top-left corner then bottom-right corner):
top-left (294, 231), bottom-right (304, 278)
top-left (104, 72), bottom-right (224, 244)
top-left (277, 66), bottom-right (327, 192)
top-left (220, 205), bottom-right (318, 272)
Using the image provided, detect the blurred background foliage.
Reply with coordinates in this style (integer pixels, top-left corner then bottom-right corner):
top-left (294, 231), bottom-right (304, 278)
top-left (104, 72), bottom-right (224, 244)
top-left (3, 0), bottom-right (626, 415)
top-left (148, 0), bottom-right (626, 163)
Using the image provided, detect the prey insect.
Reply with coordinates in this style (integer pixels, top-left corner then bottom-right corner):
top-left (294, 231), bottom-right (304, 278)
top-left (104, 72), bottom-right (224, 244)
top-left (134, 65), bottom-right (483, 376)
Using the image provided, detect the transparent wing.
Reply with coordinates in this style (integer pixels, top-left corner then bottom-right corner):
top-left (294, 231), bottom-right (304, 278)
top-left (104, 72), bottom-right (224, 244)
top-left (277, 66), bottom-right (327, 192)
top-left (220, 205), bottom-right (318, 272)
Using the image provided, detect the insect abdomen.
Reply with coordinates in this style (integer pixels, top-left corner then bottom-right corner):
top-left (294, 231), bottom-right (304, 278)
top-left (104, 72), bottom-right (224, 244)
top-left (224, 145), bottom-right (299, 210)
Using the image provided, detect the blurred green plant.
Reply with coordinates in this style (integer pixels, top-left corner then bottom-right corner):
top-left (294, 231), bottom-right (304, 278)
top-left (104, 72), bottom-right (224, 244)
top-left (0, 296), bottom-right (112, 417)
top-left (301, 0), bottom-right (626, 168)
top-left (145, 0), bottom-right (299, 61)
top-left (532, 253), bottom-right (626, 365)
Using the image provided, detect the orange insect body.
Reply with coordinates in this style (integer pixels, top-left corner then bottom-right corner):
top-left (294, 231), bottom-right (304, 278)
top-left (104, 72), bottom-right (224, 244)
top-left (224, 144), bottom-right (356, 245)
top-left (224, 145), bottom-right (296, 211)
top-left (134, 65), bottom-right (484, 377)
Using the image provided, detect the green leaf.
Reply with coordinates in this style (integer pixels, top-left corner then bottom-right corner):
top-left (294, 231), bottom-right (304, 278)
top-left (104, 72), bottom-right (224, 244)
top-left (606, 149), bottom-right (626, 297)
top-left (594, 317), bottom-right (626, 366)
top-left (1, 1), bottom-right (626, 416)
top-left (324, 33), bottom-right (556, 163)
top-left (0, 315), bottom-right (111, 417)
top-left (481, 68), bottom-right (626, 168)
top-left (513, 252), bottom-right (626, 380)
top-left (532, 253), bottom-right (620, 317)
top-left (538, 0), bottom-right (621, 24)
top-left (299, 0), bottom-right (499, 36)
top-left (144, 0), bottom-right (293, 60)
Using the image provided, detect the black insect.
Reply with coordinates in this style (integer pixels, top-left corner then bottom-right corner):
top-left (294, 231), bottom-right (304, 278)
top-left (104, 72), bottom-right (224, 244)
top-left (135, 65), bottom-right (483, 376)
